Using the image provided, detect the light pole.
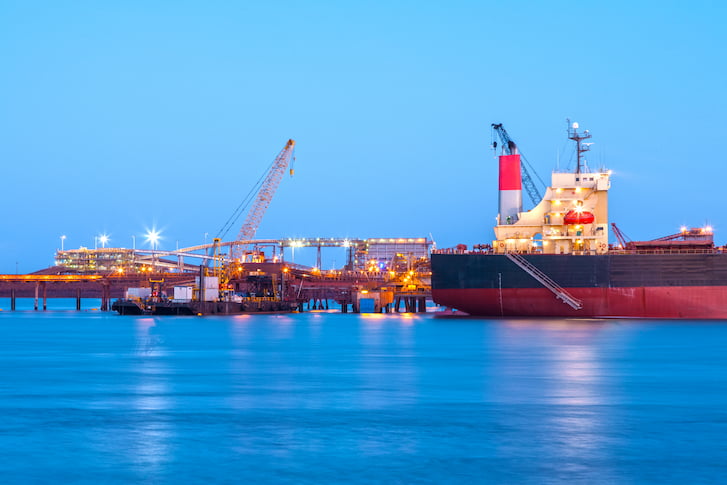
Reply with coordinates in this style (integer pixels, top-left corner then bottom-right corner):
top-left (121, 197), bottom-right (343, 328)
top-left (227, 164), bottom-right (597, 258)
top-left (146, 229), bottom-right (161, 272)
top-left (60, 235), bottom-right (66, 251)
top-left (130, 235), bottom-right (136, 273)
top-left (99, 234), bottom-right (109, 248)
top-left (146, 229), bottom-right (160, 250)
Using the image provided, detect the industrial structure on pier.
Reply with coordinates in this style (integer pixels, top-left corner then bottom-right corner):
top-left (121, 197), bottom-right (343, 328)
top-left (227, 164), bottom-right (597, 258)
top-left (2, 139), bottom-right (434, 314)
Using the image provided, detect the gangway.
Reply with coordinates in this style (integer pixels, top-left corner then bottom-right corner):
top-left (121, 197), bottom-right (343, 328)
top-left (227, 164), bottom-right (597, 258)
top-left (505, 253), bottom-right (583, 310)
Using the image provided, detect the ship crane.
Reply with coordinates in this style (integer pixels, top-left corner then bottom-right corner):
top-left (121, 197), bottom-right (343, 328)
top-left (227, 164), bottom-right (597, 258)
top-left (217, 139), bottom-right (296, 260)
top-left (610, 223), bottom-right (634, 249)
top-left (651, 226), bottom-right (713, 242)
top-left (491, 123), bottom-right (546, 207)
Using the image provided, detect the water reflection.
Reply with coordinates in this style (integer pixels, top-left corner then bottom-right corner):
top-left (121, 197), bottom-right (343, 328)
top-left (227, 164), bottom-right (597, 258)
top-left (355, 314), bottom-right (420, 455)
top-left (128, 318), bottom-right (173, 472)
top-left (489, 319), bottom-right (619, 480)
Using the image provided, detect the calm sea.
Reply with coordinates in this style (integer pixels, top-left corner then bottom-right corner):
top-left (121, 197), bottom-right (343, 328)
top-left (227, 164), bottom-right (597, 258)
top-left (2, 300), bottom-right (727, 484)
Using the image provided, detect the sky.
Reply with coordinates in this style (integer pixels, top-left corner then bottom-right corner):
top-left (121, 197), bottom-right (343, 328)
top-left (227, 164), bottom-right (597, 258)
top-left (1, 1), bottom-right (726, 272)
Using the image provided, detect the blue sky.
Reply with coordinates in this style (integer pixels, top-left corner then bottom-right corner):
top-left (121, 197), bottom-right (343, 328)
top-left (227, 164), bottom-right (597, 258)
top-left (1, 1), bottom-right (726, 272)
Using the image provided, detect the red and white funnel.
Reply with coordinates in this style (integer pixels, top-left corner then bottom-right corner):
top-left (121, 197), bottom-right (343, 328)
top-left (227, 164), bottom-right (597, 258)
top-left (498, 154), bottom-right (522, 224)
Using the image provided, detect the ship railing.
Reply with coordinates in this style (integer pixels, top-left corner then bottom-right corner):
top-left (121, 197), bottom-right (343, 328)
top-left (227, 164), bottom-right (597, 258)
top-left (434, 247), bottom-right (727, 256)
top-left (608, 248), bottom-right (725, 255)
top-left (433, 247), bottom-right (496, 255)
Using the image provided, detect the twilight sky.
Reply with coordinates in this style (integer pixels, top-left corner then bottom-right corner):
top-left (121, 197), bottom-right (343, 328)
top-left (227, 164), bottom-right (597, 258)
top-left (1, 1), bottom-right (726, 272)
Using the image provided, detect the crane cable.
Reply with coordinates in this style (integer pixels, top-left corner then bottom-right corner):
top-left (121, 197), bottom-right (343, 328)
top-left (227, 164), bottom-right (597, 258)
top-left (216, 158), bottom-right (277, 240)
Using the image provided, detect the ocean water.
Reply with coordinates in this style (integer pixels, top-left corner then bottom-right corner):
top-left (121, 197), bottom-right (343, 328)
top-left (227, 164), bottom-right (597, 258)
top-left (2, 302), bottom-right (727, 484)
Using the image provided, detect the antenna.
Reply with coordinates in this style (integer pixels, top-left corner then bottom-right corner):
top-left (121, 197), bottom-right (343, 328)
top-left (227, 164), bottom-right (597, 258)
top-left (567, 119), bottom-right (592, 174)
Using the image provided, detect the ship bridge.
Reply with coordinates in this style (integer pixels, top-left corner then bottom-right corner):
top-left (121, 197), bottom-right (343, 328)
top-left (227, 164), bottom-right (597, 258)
top-left (492, 122), bottom-right (611, 255)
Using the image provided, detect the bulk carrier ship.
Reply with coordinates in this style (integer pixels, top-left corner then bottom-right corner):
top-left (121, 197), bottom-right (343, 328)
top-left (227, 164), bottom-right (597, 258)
top-left (431, 122), bottom-right (727, 318)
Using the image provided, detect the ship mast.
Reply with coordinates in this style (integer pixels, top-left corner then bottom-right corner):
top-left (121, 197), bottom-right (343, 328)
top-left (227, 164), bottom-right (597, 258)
top-left (567, 119), bottom-right (592, 174)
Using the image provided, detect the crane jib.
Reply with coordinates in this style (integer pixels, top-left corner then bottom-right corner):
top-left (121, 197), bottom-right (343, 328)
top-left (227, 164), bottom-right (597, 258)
top-left (230, 139), bottom-right (296, 260)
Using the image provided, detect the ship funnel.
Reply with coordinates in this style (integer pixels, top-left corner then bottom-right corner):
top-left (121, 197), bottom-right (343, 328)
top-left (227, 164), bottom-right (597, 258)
top-left (498, 154), bottom-right (522, 224)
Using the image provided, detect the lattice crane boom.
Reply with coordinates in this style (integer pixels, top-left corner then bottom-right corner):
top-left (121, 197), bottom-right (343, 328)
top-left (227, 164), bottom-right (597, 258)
top-left (232, 139), bottom-right (295, 256)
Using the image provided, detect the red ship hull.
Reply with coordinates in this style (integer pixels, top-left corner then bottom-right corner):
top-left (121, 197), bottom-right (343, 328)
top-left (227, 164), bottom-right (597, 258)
top-left (433, 286), bottom-right (727, 319)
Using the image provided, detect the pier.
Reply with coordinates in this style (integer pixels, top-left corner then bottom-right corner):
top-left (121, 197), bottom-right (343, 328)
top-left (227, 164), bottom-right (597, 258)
top-left (1, 237), bottom-right (432, 314)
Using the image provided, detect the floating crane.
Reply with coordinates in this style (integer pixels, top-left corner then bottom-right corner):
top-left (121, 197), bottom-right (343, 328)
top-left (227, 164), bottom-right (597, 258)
top-left (217, 139), bottom-right (296, 260)
top-left (491, 123), bottom-right (545, 207)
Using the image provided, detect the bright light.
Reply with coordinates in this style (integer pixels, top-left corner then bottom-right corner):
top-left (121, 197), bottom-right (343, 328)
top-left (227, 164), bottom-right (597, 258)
top-left (145, 228), bottom-right (161, 249)
top-left (680, 226), bottom-right (687, 233)
top-left (98, 234), bottom-right (110, 248)
top-left (705, 226), bottom-right (713, 233)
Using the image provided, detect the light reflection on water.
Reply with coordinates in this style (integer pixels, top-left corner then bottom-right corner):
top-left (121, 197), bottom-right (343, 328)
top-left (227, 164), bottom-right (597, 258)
top-left (130, 318), bottom-right (173, 473)
top-left (2, 311), bottom-right (727, 483)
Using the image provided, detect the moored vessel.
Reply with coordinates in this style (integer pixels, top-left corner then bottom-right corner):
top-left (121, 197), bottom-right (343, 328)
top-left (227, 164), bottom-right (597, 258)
top-left (431, 122), bottom-right (727, 318)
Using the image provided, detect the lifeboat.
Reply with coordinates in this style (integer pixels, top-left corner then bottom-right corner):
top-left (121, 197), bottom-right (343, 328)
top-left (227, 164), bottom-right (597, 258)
top-left (564, 210), bottom-right (595, 225)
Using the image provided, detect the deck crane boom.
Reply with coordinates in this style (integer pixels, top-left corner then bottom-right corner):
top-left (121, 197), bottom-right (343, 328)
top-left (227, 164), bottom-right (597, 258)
top-left (491, 123), bottom-right (544, 207)
top-left (228, 139), bottom-right (296, 259)
top-left (610, 223), bottom-right (633, 249)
